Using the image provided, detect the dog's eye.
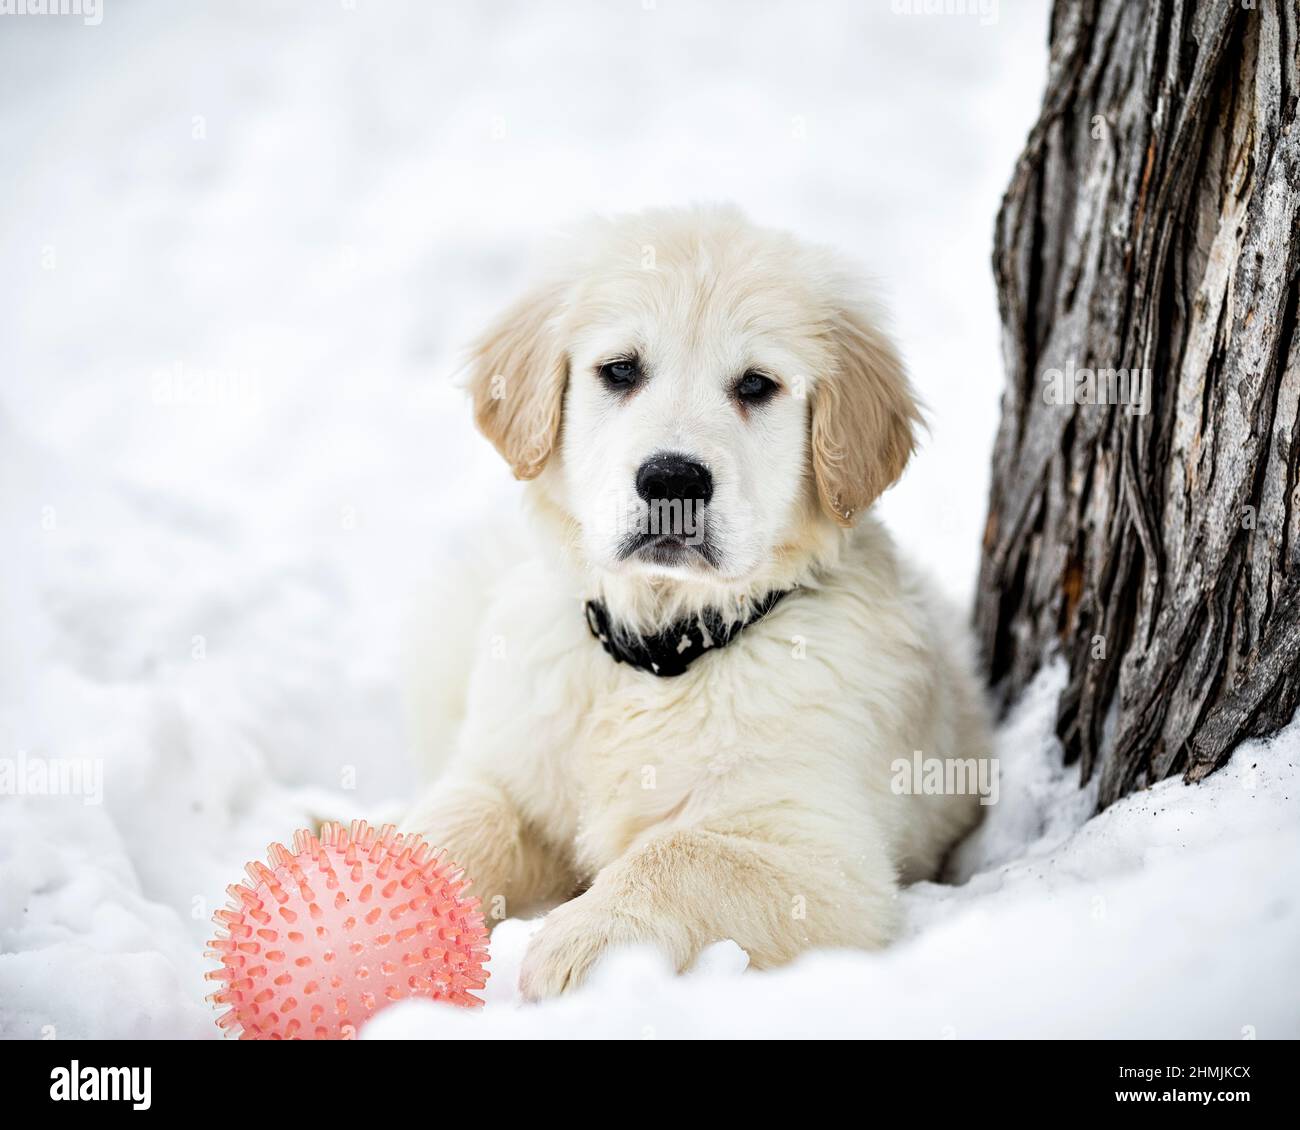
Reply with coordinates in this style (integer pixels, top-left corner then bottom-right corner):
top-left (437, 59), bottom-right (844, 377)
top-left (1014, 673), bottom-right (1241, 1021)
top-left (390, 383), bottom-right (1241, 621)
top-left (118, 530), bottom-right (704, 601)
top-left (598, 359), bottom-right (641, 391)
top-left (734, 371), bottom-right (778, 405)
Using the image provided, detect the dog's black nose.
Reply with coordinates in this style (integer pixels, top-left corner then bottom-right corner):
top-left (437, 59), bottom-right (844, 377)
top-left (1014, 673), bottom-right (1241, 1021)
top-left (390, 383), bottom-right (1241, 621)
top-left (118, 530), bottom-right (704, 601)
top-left (635, 453), bottom-right (713, 507)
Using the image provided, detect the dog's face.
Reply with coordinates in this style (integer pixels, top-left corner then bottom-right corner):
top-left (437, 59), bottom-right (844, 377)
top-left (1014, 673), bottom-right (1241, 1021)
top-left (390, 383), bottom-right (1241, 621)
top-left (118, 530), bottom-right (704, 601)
top-left (556, 258), bottom-right (819, 582)
top-left (469, 207), bottom-right (919, 593)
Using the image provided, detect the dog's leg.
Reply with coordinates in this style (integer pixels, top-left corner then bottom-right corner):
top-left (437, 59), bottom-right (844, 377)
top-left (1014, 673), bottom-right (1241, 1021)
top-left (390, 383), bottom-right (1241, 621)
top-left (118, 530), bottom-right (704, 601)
top-left (518, 823), bottom-right (898, 1000)
top-left (406, 778), bottom-right (572, 928)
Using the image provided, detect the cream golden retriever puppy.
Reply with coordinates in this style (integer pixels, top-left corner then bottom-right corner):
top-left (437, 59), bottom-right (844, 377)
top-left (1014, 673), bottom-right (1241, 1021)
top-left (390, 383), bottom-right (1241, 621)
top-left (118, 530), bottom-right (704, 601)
top-left (406, 205), bottom-right (991, 1000)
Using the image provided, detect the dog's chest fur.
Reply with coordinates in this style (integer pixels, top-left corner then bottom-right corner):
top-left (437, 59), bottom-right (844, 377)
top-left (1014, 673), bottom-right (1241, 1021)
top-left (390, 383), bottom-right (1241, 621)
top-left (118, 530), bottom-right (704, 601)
top-left (452, 522), bottom-right (986, 889)
top-left (467, 574), bottom-right (878, 878)
top-left (463, 566), bottom-right (822, 874)
top-left (569, 657), bottom-right (769, 877)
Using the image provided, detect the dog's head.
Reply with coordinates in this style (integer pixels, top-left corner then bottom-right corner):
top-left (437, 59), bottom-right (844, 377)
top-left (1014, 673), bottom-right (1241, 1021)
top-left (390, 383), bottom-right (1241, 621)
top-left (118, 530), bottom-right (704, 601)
top-left (468, 206), bottom-right (919, 605)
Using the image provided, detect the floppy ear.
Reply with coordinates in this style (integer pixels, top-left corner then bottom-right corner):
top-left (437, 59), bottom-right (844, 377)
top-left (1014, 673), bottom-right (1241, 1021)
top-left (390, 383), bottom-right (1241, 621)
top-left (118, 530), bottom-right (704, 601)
top-left (811, 304), bottom-right (921, 525)
top-left (468, 281), bottom-right (569, 480)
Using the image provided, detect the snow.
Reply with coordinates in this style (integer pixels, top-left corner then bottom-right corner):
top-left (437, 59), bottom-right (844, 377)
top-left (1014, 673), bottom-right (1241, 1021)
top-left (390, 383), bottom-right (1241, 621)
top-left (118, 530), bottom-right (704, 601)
top-left (2, 0), bottom-right (1297, 1041)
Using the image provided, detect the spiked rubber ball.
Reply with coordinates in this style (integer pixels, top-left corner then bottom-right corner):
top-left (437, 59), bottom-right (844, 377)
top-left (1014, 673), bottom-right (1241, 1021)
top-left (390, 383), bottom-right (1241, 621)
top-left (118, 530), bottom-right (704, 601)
top-left (205, 820), bottom-right (489, 1039)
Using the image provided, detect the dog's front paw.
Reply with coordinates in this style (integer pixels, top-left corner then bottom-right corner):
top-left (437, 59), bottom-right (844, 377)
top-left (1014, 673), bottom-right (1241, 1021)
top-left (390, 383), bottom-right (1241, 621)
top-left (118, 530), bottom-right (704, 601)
top-left (518, 895), bottom-right (660, 1001)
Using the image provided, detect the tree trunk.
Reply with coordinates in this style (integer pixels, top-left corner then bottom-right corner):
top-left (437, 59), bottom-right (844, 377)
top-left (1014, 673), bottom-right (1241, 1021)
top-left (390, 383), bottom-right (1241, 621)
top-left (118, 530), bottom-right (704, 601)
top-left (976, 0), bottom-right (1300, 810)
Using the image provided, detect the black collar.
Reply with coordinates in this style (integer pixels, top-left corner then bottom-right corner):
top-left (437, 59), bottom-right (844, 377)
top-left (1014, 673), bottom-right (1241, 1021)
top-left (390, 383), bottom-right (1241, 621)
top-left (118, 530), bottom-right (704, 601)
top-left (584, 589), bottom-right (790, 678)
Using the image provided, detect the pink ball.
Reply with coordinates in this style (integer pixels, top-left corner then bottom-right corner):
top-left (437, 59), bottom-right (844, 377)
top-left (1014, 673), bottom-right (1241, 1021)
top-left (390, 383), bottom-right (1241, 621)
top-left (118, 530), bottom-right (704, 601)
top-left (206, 820), bottom-right (489, 1039)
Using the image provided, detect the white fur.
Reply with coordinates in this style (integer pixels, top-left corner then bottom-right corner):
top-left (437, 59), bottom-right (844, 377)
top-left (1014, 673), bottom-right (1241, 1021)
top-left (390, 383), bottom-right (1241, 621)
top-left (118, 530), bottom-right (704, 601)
top-left (406, 206), bottom-right (992, 999)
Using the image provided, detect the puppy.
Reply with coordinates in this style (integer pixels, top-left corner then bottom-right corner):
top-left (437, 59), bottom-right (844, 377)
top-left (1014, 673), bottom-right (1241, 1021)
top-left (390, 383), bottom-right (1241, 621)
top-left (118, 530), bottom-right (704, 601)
top-left (406, 205), bottom-right (992, 1000)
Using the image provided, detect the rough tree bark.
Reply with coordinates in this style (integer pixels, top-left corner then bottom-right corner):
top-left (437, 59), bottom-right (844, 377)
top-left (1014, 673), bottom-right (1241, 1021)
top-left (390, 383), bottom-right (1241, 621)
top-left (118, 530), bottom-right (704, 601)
top-left (976, 0), bottom-right (1300, 810)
